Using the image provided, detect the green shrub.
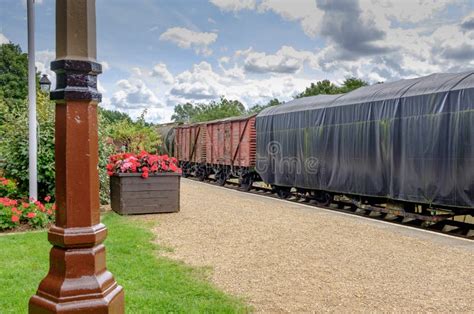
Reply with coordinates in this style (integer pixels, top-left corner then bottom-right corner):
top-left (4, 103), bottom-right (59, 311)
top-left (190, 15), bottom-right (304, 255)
top-left (0, 93), bottom-right (114, 204)
top-left (107, 110), bottom-right (161, 154)
top-left (0, 177), bottom-right (19, 198)
top-left (0, 197), bottom-right (55, 231)
top-left (0, 92), bottom-right (55, 199)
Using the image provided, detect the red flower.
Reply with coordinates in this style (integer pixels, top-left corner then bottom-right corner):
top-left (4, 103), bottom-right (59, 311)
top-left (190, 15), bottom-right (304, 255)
top-left (106, 164), bottom-right (114, 171)
top-left (142, 167), bottom-right (149, 172)
top-left (22, 203), bottom-right (30, 209)
top-left (107, 171), bottom-right (114, 176)
top-left (169, 163), bottom-right (178, 172)
top-left (161, 161), bottom-right (168, 171)
top-left (150, 164), bottom-right (158, 172)
top-left (11, 215), bottom-right (19, 223)
top-left (141, 171), bottom-right (149, 179)
top-left (27, 212), bottom-right (36, 218)
top-left (47, 210), bottom-right (53, 215)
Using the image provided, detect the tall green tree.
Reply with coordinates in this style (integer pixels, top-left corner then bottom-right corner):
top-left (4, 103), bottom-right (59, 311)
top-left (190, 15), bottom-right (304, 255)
top-left (171, 103), bottom-right (199, 123)
top-left (193, 97), bottom-right (245, 122)
top-left (171, 97), bottom-right (246, 123)
top-left (0, 43), bottom-right (30, 101)
top-left (247, 98), bottom-right (282, 115)
top-left (99, 107), bottom-right (132, 124)
top-left (297, 77), bottom-right (368, 98)
top-left (338, 77), bottom-right (369, 93)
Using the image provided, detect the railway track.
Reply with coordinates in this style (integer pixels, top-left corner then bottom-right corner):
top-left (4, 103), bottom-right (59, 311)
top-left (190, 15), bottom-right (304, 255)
top-left (187, 176), bottom-right (474, 241)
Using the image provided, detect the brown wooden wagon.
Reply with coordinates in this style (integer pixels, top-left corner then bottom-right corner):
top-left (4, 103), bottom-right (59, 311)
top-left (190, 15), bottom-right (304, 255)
top-left (174, 115), bottom-right (257, 189)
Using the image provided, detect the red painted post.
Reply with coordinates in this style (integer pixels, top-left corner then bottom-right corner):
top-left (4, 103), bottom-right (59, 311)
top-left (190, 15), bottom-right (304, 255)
top-left (29, 1), bottom-right (124, 312)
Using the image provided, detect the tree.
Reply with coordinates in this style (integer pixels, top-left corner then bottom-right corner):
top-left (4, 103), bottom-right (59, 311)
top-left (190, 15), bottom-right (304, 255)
top-left (297, 77), bottom-right (368, 98)
top-left (171, 103), bottom-right (200, 123)
top-left (338, 77), bottom-right (368, 93)
top-left (297, 80), bottom-right (339, 98)
top-left (171, 97), bottom-right (246, 123)
top-left (193, 97), bottom-right (245, 122)
top-left (0, 43), bottom-right (29, 101)
top-left (247, 98), bottom-right (282, 115)
top-left (99, 107), bottom-right (132, 125)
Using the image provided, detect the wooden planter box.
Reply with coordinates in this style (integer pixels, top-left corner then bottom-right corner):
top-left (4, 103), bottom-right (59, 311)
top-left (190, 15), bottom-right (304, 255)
top-left (110, 173), bottom-right (180, 215)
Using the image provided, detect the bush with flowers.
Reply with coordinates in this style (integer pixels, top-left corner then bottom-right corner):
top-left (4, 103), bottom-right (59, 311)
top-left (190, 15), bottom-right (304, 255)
top-left (107, 151), bottom-right (182, 179)
top-left (0, 177), bottom-right (55, 231)
top-left (0, 177), bottom-right (19, 198)
top-left (0, 196), bottom-right (55, 231)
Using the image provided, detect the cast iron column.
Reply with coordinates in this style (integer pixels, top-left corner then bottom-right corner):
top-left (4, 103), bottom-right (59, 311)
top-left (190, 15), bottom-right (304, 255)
top-left (29, 0), bottom-right (125, 312)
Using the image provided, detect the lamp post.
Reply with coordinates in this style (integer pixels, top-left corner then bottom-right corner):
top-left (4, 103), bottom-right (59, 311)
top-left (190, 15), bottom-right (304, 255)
top-left (39, 74), bottom-right (51, 93)
top-left (27, 0), bottom-right (37, 201)
top-left (29, 1), bottom-right (124, 312)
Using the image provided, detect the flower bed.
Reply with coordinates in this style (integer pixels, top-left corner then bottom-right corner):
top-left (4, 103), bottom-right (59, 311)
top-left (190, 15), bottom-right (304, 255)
top-left (0, 177), bottom-right (55, 232)
top-left (106, 151), bottom-right (182, 178)
top-left (107, 152), bottom-right (181, 215)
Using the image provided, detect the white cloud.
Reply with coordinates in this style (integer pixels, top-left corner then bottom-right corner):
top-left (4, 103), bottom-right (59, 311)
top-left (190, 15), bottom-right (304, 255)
top-left (258, 0), bottom-right (323, 37)
top-left (209, 0), bottom-right (257, 12)
top-left (159, 27), bottom-right (218, 56)
top-left (100, 61), bottom-right (110, 72)
top-left (364, 0), bottom-right (454, 25)
top-left (151, 63), bottom-right (174, 84)
top-left (461, 12), bottom-right (474, 31)
top-left (0, 33), bottom-right (9, 45)
top-left (170, 62), bottom-right (224, 101)
top-left (112, 76), bottom-right (162, 110)
top-left (237, 46), bottom-right (317, 73)
top-left (166, 60), bottom-right (315, 110)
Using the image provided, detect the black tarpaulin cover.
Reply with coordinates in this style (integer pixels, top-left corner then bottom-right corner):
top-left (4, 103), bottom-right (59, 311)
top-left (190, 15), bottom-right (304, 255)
top-left (256, 71), bottom-right (474, 208)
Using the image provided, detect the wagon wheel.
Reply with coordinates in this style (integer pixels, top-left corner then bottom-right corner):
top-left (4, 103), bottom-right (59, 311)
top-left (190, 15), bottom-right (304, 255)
top-left (275, 186), bottom-right (291, 199)
top-left (182, 168), bottom-right (190, 178)
top-left (197, 168), bottom-right (207, 181)
top-left (216, 172), bottom-right (227, 186)
top-left (314, 192), bottom-right (332, 207)
top-left (240, 175), bottom-right (253, 192)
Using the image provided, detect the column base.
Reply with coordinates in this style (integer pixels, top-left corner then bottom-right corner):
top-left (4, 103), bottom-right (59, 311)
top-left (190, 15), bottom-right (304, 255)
top-left (29, 225), bottom-right (125, 313)
top-left (29, 284), bottom-right (123, 314)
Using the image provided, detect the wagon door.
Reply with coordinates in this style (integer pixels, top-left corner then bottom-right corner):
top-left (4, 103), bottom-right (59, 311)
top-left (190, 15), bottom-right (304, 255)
top-left (224, 122), bottom-right (232, 164)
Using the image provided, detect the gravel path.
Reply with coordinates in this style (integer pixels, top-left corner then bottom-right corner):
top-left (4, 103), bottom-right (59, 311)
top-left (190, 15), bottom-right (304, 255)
top-left (146, 179), bottom-right (474, 313)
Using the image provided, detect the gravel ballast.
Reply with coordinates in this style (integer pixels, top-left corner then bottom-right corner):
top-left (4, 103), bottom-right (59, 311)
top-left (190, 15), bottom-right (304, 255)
top-left (146, 179), bottom-right (473, 312)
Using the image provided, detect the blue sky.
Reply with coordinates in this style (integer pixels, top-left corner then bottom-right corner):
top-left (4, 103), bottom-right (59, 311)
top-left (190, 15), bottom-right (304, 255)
top-left (1, 0), bottom-right (473, 122)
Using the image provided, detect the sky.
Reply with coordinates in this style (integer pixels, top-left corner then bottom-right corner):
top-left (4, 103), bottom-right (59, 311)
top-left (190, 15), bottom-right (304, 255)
top-left (0, 0), bottom-right (473, 123)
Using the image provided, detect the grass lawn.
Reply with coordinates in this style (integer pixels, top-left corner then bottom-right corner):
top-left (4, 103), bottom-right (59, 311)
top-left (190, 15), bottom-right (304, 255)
top-left (0, 212), bottom-right (249, 313)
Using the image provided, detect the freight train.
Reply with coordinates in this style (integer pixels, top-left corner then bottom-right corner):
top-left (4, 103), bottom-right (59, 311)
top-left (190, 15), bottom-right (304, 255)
top-left (170, 71), bottom-right (474, 221)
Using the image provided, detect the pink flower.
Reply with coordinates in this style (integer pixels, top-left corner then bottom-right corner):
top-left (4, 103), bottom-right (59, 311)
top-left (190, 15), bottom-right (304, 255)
top-left (27, 212), bottom-right (36, 219)
top-left (44, 195), bottom-right (51, 202)
top-left (11, 215), bottom-right (19, 223)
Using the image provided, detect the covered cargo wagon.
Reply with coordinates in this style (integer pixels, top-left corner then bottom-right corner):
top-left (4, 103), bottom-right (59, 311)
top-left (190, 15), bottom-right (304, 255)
top-left (256, 71), bottom-right (474, 210)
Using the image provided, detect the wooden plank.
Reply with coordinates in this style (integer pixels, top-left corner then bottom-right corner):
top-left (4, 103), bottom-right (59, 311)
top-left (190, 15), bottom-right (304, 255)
top-left (120, 184), bottom-right (178, 192)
